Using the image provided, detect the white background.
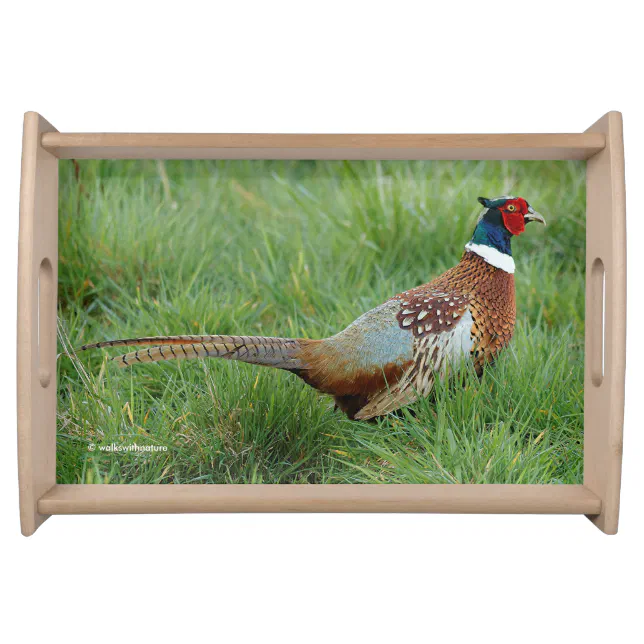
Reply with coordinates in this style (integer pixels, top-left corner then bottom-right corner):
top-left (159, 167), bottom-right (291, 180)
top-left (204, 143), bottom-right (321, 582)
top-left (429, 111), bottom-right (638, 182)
top-left (2, 2), bottom-right (642, 642)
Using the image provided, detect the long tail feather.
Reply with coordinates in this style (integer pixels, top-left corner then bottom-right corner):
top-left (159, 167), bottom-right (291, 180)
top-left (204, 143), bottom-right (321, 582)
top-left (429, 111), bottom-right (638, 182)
top-left (78, 334), bottom-right (306, 370)
top-left (79, 335), bottom-right (237, 351)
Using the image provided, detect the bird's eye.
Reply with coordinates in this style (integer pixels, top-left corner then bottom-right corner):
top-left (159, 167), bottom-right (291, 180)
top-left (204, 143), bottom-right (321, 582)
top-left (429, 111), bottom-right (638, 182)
top-left (506, 204), bottom-right (516, 212)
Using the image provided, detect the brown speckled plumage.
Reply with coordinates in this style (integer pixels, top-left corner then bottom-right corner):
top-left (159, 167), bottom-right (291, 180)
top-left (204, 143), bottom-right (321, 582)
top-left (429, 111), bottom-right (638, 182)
top-left (394, 250), bottom-right (515, 374)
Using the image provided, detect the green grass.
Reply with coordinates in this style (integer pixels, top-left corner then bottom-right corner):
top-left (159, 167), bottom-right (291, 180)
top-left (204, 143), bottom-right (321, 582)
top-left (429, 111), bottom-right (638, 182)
top-left (56, 159), bottom-right (585, 484)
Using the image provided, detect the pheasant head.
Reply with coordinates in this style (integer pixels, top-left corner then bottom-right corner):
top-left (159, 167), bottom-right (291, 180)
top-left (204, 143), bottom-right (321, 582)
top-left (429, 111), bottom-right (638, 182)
top-left (465, 196), bottom-right (546, 273)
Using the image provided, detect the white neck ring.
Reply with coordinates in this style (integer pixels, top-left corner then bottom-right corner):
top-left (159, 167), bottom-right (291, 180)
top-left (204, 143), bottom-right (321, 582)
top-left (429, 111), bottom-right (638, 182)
top-left (465, 242), bottom-right (515, 274)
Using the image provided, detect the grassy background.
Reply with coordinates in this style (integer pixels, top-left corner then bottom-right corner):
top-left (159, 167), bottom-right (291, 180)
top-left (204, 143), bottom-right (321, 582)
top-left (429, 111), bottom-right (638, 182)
top-left (57, 159), bottom-right (585, 484)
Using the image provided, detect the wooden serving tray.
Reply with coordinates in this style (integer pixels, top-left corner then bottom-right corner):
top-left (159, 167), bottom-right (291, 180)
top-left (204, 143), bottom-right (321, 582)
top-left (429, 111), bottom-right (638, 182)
top-left (17, 112), bottom-right (625, 535)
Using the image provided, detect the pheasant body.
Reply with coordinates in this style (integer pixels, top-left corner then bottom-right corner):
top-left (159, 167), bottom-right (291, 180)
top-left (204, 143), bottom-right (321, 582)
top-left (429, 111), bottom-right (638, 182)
top-left (79, 196), bottom-right (545, 420)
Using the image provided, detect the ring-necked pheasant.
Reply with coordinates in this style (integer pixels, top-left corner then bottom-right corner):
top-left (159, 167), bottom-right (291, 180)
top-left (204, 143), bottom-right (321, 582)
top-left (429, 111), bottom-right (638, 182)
top-left (78, 196), bottom-right (545, 420)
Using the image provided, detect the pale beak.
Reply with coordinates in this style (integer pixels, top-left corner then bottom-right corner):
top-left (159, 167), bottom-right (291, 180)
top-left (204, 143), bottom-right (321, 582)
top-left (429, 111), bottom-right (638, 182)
top-left (525, 207), bottom-right (546, 226)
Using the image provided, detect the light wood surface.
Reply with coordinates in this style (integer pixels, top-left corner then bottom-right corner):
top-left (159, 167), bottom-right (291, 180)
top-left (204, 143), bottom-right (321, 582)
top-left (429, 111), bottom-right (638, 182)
top-left (584, 112), bottom-right (627, 534)
top-left (17, 112), bottom-right (59, 536)
top-left (40, 132), bottom-right (605, 160)
top-left (38, 484), bottom-right (601, 515)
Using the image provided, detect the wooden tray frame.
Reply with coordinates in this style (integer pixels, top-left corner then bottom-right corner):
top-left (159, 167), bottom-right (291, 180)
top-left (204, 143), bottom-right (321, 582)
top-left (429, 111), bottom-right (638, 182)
top-left (17, 112), bottom-right (626, 536)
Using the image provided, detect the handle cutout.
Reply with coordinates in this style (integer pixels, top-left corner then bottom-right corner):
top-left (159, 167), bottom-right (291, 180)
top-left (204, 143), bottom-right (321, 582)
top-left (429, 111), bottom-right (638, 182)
top-left (590, 258), bottom-right (605, 387)
top-left (38, 258), bottom-right (54, 388)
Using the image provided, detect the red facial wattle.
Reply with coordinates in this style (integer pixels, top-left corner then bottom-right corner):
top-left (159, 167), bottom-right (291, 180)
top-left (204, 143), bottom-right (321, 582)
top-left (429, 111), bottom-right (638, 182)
top-left (501, 199), bottom-right (528, 235)
top-left (502, 211), bottom-right (525, 235)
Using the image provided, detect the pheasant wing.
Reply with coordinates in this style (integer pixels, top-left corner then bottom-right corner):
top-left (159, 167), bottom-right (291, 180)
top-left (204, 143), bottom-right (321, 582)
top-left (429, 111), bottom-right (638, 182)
top-left (353, 286), bottom-right (473, 420)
